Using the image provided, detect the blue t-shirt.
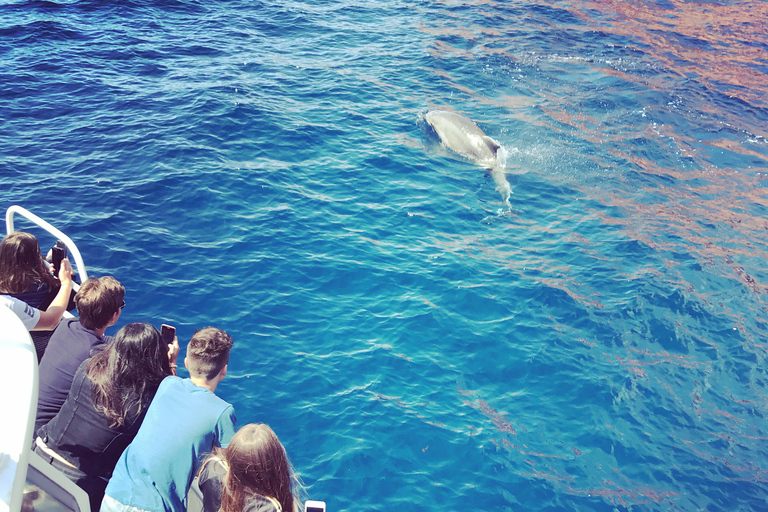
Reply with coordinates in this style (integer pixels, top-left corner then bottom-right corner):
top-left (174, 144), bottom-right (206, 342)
top-left (104, 376), bottom-right (237, 512)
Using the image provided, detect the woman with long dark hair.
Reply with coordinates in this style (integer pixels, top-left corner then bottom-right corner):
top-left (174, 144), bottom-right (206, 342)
top-left (0, 231), bottom-right (76, 360)
top-left (35, 322), bottom-right (179, 512)
top-left (0, 231), bottom-right (67, 308)
top-left (199, 423), bottom-right (304, 512)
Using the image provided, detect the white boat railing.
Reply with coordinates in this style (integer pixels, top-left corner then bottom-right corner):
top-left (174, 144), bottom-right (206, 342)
top-left (5, 205), bottom-right (88, 284)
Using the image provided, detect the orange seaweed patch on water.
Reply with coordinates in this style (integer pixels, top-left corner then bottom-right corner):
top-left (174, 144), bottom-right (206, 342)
top-left (593, 186), bottom-right (768, 284)
top-left (741, 434), bottom-right (768, 440)
top-left (538, 106), bottom-right (612, 145)
top-left (427, 40), bottom-right (474, 60)
top-left (462, 397), bottom-right (519, 436)
top-left (517, 466), bottom-right (575, 483)
top-left (703, 139), bottom-right (768, 164)
top-left (711, 408), bottom-right (745, 424)
top-left (566, 485), bottom-right (679, 506)
top-left (606, 148), bottom-right (700, 181)
top-left (724, 256), bottom-right (768, 295)
top-left (728, 394), bottom-right (755, 406)
top-left (421, 297), bottom-right (439, 308)
top-left (481, 93), bottom-right (540, 112)
top-left (655, 376), bottom-right (682, 402)
top-left (540, 277), bottom-right (605, 309)
top-left (566, 0), bottom-right (768, 116)
top-left (627, 347), bottom-right (705, 369)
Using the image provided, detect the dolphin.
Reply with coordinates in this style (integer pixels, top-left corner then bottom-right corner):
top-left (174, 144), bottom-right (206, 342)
top-left (425, 110), bottom-right (512, 204)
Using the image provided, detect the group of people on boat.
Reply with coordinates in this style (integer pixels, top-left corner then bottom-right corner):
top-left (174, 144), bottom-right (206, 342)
top-left (1, 231), bottom-right (304, 512)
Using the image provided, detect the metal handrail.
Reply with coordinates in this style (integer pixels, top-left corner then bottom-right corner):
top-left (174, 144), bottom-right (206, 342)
top-left (5, 205), bottom-right (89, 283)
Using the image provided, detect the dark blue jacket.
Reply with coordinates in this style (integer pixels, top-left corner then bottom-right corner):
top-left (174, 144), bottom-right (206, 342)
top-left (37, 358), bottom-right (152, 480)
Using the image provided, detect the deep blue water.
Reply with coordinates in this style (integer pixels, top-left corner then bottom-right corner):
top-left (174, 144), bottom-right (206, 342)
top-left (3, 0), bottom-right (768, 510)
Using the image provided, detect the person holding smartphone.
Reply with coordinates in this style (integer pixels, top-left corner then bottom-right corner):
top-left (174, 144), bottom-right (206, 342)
top-left (0, 231), bottom-right (79, 360)
top-left (35, 323), bottom-right (179, 512)
top-left (0, 231), bottom-right (75, 311)
top-left (0, 255), bottom-right (74, 332)
top-left (102, 327), bottom-right (237, 512)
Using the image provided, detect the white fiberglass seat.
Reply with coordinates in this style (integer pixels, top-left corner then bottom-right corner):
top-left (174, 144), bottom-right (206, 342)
top-left (0, 305), bottom-right (90, 512)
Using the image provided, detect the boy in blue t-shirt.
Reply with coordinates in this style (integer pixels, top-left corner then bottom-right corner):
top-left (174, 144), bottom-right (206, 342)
top-left (102, 327), bottom-right (237, 512)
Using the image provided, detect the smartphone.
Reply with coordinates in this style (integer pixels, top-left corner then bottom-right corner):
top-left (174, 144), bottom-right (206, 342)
top-left (305, 501), bottom-right (326, 512)
top-left (161, 324), bottom-right (176, 345)
top-left (51, 240), bottom-right (67, 276)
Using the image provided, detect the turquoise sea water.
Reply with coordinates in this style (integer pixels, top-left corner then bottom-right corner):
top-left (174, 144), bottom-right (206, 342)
top-left (3, 0), bottom-right (768, 510)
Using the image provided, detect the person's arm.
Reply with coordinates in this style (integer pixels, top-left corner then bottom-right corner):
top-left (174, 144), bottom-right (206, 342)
top-left (198, 457), bottom-right (226, 512)
top-left (215, 406), bottom-right (238, 448)
top-left (31, 258), bottom-right (73, 331)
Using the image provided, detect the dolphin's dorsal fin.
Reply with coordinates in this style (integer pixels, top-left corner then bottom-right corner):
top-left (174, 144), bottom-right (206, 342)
top-left (483, 136), bottom-right (501, 156)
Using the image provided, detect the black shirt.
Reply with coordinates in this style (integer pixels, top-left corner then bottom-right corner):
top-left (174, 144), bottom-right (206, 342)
top-left (37, 358), bottom-right (154, 480)
top-left (35, 319), bottom-right (112, 434)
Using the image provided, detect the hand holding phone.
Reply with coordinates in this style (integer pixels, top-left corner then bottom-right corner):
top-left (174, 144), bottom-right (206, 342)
top-left (161, 324), bottom-right (179, 369)
top-left (51, 240), bottom-right (67, 277)
top-left (305, 501), bottom-right (326, 512)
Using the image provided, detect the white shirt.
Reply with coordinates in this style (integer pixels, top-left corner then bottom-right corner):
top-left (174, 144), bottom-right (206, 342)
top-left (0, 294), bottom-right (40, 330)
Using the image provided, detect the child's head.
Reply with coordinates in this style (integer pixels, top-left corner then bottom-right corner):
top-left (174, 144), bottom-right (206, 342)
top-left (185, 327), bottom-right (233, 381)
top-left (221, 424), bottom-right (295, 512)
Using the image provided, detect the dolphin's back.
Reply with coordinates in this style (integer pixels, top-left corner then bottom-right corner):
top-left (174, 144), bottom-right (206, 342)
top-left (425, 110), bottom-right (500, 162)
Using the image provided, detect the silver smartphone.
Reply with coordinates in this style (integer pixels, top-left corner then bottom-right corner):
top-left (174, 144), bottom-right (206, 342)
top-left (305, 500), bottom-right (326, 512)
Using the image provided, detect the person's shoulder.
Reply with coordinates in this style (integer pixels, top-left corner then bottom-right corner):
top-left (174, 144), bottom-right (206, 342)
top-left (1, 294), bottom-right (28, 309)
top-left (44, 318), bottom-right (84, 353)
top-left (0, 294), bottom-right (26, 312)
top-left (157, 374), bottom-right (183, 391)
top-left (243, 495), bottom-right (281, 512)
top-left (55, 319), bottom-right (110, 352)
top-left (49, 318), bottom-right (81, 339)
top-left (212, 395), bottom-right (236, 416)
top-left (69, 358), bottom-right (93, 391)
top-left (1, 294), bottom-right (40, 329)
top-left (199, 455), bottom-right (227, 484)
top-left (147, 375), bottom-right (186, 402)
top-left (76, 357), bottom-right (91, 374)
